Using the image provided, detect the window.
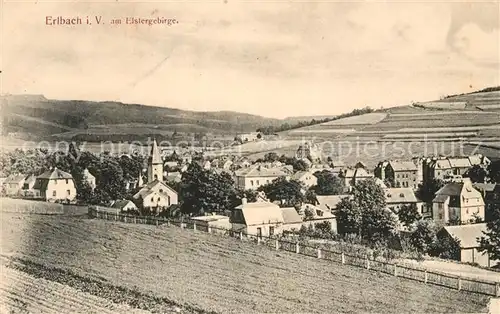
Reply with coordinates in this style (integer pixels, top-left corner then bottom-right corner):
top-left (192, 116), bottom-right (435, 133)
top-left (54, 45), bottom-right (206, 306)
top-left (399, 193), bottom-right (405, 198)
top-left (439, 213), bottom-right (442, 219)
top-left (151, 197), bottom-right (154, 202)
top-left (54, 180), bottom-right (57, 185)
top-left (53, 191), bottom-right (57, 197)
top-left (250, 180), bottom-right (254, 186)
top-left (66, 190), bottom-right (70, 196)
top-left (65, 179), bottom-right (69, 184)
top-left (269, 226), bottom-right (275, 236)
top-left (256, 227), bottom-right (262, 238)
top-left (157, 197), bottom-right (161, 202)
top-left (256, 180), bottom-right (260, 186)
top-left (159, 189), bottom-right (163, 193)
top-left (267, 180), bottom-right (270, 184)
top-left (466, 208), bottom-right (469, 214)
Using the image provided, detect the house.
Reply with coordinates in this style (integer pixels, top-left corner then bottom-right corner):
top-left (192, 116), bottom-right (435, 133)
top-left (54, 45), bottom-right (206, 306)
top-left (384, 188), bottom-right (426, 218)
top-left (425, 155), bottom-right (489, 182)
top-left (110, 200), bottom-right (138, 213)
top-left (448, 157), bottom-right (473, 176)
top-left (234, 165), bottom-right (287, 190)
top-left (230, 198), bottom-right (284, 237)
top-left (165, 171), bottom-right (182, 183)
top-left (339, 167), bottom-right (373, 189)
top-left (291, 171), bottom-right (318, 188)
top-left (33, 168), bottom-right (77, 203)
top-left (300, 203), bottom-right (337, 232)
top-left (437, 224), bottom-right (499, 268)
top-left (190, 214), bottom-right (232, 234)
top-left (83, 168), bottom-right (96, 191)
top-left (21, 174), bottom-right (38, 198)
top-left (235, 132), bottom-right (261, 143)
top-left (164, 161), bottom-right (179, 170)
top-left (383, 160), bottom-right (420, 189)
top-left (432, 178), bottom-right (485, 224)
top-left (315, 195), bottom-right (350, 213)
top-left (4, 174), bottom-right (25, 196)
top-left (281, 207), bottom-right (303, 232)
top-left (473, 183), bottom-right (500, 222)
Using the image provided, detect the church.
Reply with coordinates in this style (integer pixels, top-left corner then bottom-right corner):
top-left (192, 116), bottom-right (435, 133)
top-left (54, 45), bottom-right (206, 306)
top-left (133, 139), bottom-right (178, 213)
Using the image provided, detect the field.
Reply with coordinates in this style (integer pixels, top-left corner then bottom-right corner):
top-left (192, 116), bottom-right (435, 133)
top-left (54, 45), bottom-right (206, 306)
top-left (0, 198), bottom-right (65, 215)
top-left (0, 263), bottom-right (149, 314)
top-left (0, 213), bottom-right (491, 313)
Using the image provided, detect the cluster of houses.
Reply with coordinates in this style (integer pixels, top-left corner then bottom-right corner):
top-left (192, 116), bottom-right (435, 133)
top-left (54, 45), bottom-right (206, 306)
top-left (1, 140), bottom-right (498, 267)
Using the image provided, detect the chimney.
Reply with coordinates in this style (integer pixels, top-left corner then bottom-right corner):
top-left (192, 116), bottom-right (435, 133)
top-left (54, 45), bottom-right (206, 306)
top-left (241, 197), bottom-right (247, 205)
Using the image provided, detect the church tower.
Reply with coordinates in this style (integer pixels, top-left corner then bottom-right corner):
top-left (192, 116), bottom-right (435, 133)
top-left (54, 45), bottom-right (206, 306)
top-left (147, 139), bottom-right (163, 182)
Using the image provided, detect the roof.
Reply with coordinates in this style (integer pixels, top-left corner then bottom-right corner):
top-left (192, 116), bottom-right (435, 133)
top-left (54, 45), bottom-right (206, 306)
top-left (389, 161), bottom-right (417, 172)
top-left (111, 200), bottom-right (136, 209)
top-left (448, 157), bottom-right (471, 168)
top-left (149, 139), bottom-right (163, 164)
top-left (235, 165), bottom-right (287, 178)
top-left (83, 169), bottom-right (95, 179)
top-left (5, 175), bottom-right (26, 184)
top-left (468, 155), bottom-right (483, 166)
top-left (385, 188), bottom-right (418, 204)
top-left (433, 159), bottom-right (451, 169)
top-left (234, 201), bottom-right (284, 226)
top-left (442, 223), bottom-right (487, 248)
top-left (433, 180), bottom-right (484, 205)
top-left (191, 215), bottom-right (230, 222)
top-left (165, 172), bottom-right (182, 182)
top-left (37, 168), bottom-right (73, 180)
top-left (281, 207), bottom-right (303, 224)
top-left (291, 171), bottom-right (313, 181)
top-left (473, 183), bottom-right (497, 193)
top-left (434, 182), bottom-right (463, 197)
top-left (133, 180), bottom-right (177, 199)
top-left (316, 195), bottom-right (349, 212)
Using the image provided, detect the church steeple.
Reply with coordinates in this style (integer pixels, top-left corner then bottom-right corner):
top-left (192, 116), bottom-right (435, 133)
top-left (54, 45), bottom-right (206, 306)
top-left (147, 139), bottom-right (163, 182)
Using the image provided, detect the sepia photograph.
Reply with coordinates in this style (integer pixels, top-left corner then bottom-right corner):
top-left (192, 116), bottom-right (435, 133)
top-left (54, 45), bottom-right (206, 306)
top-left (1, 0), bottom-right (499, 313)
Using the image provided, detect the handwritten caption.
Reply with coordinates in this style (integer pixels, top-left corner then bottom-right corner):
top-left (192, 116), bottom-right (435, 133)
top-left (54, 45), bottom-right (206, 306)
top-left (45, 16), bottom-right (179, 26)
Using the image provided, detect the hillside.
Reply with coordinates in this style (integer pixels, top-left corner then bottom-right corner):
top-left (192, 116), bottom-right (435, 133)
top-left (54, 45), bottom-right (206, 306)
top-left (0, 213), bottom-right (490, 313)
top-left (0, 94), bottom-right (280, 141)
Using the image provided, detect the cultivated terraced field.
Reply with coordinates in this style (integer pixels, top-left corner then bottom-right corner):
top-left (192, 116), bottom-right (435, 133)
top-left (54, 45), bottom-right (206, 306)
top-left (0, 213), bottom-right (490, 313)
top-left (0, 263), bottom-right (149, 314)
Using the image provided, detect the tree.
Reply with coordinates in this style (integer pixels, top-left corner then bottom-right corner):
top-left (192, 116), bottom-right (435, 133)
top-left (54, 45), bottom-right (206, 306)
top-left (313, 170), bottom-right (344, 195)
top-left (478, 207), bottom-right (500, 261)
top-left (263, 152), bottom-right (279, 163)
top-left (398, 204), bottom-right (422, 228)
top-left (305, 188), bottom-right (318, 205)
top-left (464, 165), bottom-right (488, 183)
top-left (429, 234), bottom-right (461, 260)
top-left (258, 177), bottom-right (305, 207)
top-left (336, 179), bottom-right (397, 244)
top-left (409, 220), bottom-right (437, 253)
top-left (416, 179), bottom-right (445, 203)
top-left (179, 163), bottom-right (238, 216)
top-left (487, 160), bottom-right (500, 183)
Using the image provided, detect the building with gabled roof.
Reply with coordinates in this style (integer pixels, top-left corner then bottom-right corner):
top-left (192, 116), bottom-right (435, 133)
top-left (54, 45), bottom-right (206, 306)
top-left (234, 165), bottom-right (288, 190)
top-left (432, 178), bottom-right (485, 224)
top-left (110, 199), bottom-right (138, 213)
top-left (33, 168), bottom-right (77, 203)
top-left (437, 223), bottom-right (499, 268)
top-left (291, 170), bottom-right (317, 188)
top-left (230, 198), bottom-right (284, 237)
top-left (83, 168), bottom-right (96, 191)
top-left (281, 207), bottom-right (303, 231)
top-left (4, 174), bottom-right (26, 196)
top-left (132, 180), bottom-right (178, 213)
top-left (21, 174), bottom-right (38, 198)
top-left (339, 167), bottom-right (373, 190)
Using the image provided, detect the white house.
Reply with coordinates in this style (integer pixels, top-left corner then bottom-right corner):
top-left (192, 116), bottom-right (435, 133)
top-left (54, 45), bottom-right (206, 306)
top-left (190, 214), bottom-right (232, 234)
top-left (281, 207), bottom-right (304, 232)
top-left (230, 198), bottom-right (284, 237)
top-left (21, 174), bottom-right (38, 198)
top-left (291, 171), bottom-right (318, 188)
top-left (133, 180), bottom-right (178, 212)
top-left (83, 168), bottom-right (96, 191)
top-left (234, 165), bottom-right (287, 190)
top-left (33, 168), bottom-right (77, 203)
top-left (4, 174), bottom-right (25, 196)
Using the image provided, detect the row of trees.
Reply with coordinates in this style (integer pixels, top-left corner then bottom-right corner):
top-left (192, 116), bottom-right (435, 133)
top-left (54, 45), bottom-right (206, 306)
top-left (463, 161), bottom-right (500, 183)
top-left (256, 107), bottom-right (374, 135)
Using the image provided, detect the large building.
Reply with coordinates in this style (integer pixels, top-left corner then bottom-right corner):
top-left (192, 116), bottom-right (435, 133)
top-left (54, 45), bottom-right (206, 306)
top-left (133, 139), bottom-right (178, 213)
top-left (376, 160), bottom-right (420, 189)
top-left (432, 178), bottom-right (485, 224)
top-left (424, 155), bottom-right (490, 182)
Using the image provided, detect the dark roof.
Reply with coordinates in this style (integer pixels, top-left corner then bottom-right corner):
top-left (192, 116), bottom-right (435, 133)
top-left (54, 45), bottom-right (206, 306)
top-left (111, 200), bottom-right (135, 209)
top-left (37, 168), bottom-right (73, 180)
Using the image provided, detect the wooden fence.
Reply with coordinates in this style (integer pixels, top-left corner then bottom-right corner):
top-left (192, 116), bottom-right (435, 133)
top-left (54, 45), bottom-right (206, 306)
top-left (88, 208), bottom-right (500, 298)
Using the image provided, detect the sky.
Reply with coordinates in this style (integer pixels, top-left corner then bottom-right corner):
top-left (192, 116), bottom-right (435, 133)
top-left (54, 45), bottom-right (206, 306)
top-left (1, 0), bottom-right (499, 119)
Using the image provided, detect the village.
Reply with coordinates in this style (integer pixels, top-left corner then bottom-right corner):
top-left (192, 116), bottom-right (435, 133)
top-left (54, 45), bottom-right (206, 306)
top-left (1, 138), bottom-right (499, 270)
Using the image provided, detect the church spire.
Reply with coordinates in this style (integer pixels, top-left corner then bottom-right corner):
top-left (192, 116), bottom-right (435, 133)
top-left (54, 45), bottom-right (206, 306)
top-left (149, 138), bottom-right (162, 165)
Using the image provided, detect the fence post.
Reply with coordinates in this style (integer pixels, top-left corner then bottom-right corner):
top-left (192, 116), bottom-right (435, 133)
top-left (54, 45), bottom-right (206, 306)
top-left (180, 222), bottom-right (184, 229)
top-left (134, 216), bottom-right (137, 224)
top-left (275, 239), bottom-right (279, 251)
top-left (341, 252), bottom-right (345, 265)
top-left (496, 282), bottom-right (500, 297)
top-left (317, 248), bottom-right (322, 259)
top-left (257, 236), bottom-right (261, 245)
top-left (295, 242), bottom-right (300, 254)
top-left (239, 232), bottom-right (243, 240)
top-left (457, 277), bottom-right (462, 291)
top-left (193, 222), bottom-right (197, 231)
top-left (207, 226), bottom-right (211, 233)
top-left (124, 216), bottom-right (127, 223)
top-left (424, 271), bottom-right (428, 284)
top-left (156, 219), bottom-right (159, 226)
top-left (394, 264), bottom-right (398, 277)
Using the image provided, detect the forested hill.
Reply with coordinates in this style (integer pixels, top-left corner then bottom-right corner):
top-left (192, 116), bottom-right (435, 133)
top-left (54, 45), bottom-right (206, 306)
top-left (0, 94), bottom-right (281, 140)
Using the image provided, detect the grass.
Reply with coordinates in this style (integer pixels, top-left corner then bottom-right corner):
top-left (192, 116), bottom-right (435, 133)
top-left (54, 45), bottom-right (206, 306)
top-left (0, 213), bottom-right (491, 313)
top-left (0, 198), bottom-right (64, 215)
